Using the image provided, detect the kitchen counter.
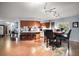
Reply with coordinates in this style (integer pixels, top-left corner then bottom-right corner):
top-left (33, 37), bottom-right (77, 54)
top-left (20, 31), bottom-right (41, 40)
top-left (21, 31), bottom-right (41, 33)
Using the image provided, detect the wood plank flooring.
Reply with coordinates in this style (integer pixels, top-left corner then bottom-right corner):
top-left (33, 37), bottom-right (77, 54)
top-left (0, 36), bottom-right (79, 56)
top-left (69, 41), bottom-right (79, 56)
top-left (0, 36), bottom-right (54, 56)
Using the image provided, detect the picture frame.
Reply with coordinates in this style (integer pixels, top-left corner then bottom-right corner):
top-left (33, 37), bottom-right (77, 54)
top-left (72, 22), bottom-right (79, 28)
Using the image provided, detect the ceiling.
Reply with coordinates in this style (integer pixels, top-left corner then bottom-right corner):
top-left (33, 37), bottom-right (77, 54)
top-left (0, 2), bottom-right (79, 22)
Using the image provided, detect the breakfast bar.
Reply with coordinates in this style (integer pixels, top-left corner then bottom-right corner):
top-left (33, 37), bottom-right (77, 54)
top-left (20, 31), bottom-right (41, 40)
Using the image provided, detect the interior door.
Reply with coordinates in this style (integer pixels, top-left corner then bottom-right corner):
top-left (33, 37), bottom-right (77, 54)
top-left (0, 25), bottom-right (4, 35)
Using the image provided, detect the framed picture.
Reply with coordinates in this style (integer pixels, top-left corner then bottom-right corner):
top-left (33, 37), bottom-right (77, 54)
top-left (72, 22), bottom-right (79, 28)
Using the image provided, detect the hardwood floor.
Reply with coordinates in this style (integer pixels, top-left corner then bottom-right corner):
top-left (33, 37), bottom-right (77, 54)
top-left (69, 41), bottom-right (79, 56)
top-left (0, 36), bottom-right (54, 56)
top-left (0, 36), bottom-right (79, 56)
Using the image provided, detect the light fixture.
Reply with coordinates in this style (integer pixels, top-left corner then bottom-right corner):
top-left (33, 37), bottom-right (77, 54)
top-left (43, 2), bottom-right (60, 29)
top-left (43, 2), bottom-right (60, 19)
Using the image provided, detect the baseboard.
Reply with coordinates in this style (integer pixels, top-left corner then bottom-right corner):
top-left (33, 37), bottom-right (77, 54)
top-left (70, 40), bottom-right (79, 42)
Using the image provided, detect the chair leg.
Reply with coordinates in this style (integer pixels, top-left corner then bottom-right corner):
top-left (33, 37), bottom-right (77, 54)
top-left (46, 43), bottom-right (48, 47)
top-left (46, 40), bottom-right (49, 48)
top-left (60, 39), bottom-right (62, 46)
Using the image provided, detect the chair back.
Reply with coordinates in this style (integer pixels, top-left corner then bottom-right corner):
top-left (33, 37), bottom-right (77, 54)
top-left (44, 30), bottom-right (54, 39)
top-left (67, 29), bottom-right (72, 39)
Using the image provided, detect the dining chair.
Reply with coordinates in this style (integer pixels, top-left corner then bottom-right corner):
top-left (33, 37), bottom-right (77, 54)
top-left (44, 30), bottom-right (57, 49)
top-left (60, 29), bottom-right (72, 42)
top-left (65, 29), bottom-right (72, 56)
top-left (64, 29), bottom-right (72, 56)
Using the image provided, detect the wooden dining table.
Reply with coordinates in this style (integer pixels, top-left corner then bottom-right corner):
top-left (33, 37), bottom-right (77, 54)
top-left (54, 31), bottom-right (64, 35)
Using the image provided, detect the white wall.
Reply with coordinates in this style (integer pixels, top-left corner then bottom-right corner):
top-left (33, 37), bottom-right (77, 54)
top-left (53, 16), bottom-right (79, 42)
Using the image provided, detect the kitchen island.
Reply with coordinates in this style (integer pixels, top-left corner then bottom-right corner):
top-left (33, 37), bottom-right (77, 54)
top-left (20, 31), bottom-right (41, 40)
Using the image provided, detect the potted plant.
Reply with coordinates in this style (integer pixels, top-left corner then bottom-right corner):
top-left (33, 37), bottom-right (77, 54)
top-left (58, 23), bottom-right (69, 32)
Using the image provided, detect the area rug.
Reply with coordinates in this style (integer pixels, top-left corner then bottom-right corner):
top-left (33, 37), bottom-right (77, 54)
top-left (41, 43), bottom-right (68, 56)
top-left (53, 46), bottom-right (68, 56)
